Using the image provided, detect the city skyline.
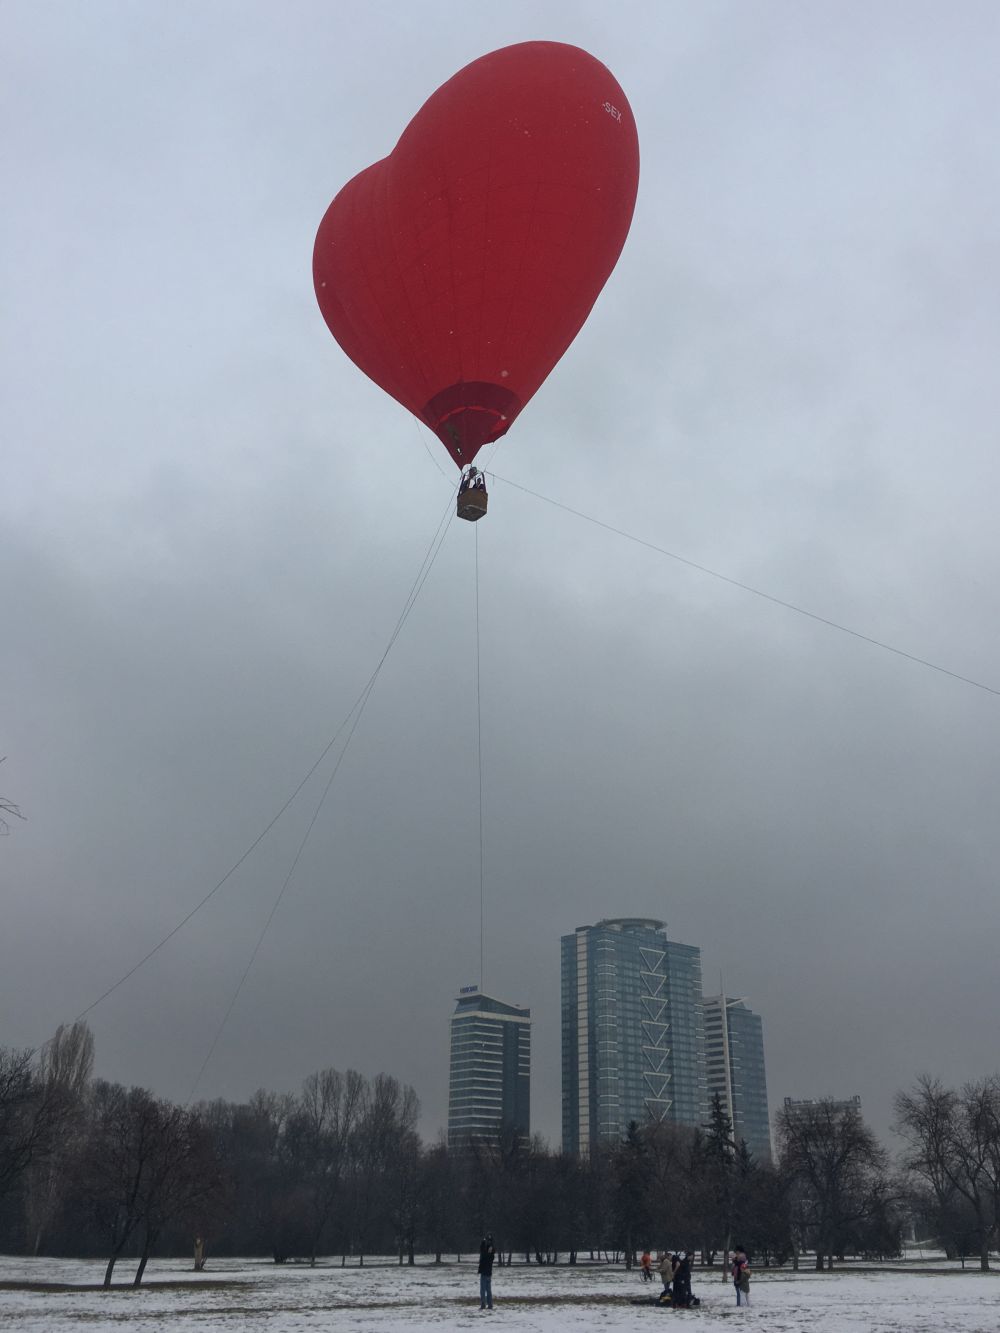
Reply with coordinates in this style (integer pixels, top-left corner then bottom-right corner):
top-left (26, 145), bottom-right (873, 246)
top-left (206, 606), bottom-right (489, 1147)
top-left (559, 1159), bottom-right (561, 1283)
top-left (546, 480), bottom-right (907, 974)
top-left (450, 919), bottom-right (782, 1156)
top-left (446, 946), bottom-right (882, 1153)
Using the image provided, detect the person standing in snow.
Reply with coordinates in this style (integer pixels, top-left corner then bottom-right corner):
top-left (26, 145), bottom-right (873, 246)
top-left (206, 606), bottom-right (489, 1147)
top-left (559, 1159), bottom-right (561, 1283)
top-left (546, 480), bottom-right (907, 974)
top-left (478, 1233), bottom-right (496, 1311)
top-left (732, 1246), bottom-right (751, 1306)
top-left (673, 1251), bottom-right (692, 1307)
top-left (657, 1250), bottom-right (673, 1301)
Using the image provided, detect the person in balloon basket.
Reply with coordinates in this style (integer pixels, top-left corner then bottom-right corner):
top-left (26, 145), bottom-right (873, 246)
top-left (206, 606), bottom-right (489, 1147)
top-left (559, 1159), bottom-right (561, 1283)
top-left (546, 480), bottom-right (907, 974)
top-left (460, 466), bottom-right (486, 493)
top-left (478, 1233), bottom-right (496, 1310)
top-left (732, 1246), bottom-right (751, 1306)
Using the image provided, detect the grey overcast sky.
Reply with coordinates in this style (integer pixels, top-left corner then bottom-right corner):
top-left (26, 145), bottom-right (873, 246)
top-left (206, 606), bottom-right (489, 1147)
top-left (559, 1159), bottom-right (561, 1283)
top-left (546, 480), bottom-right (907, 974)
top-left (2, 1), bottom-right (998, 1149)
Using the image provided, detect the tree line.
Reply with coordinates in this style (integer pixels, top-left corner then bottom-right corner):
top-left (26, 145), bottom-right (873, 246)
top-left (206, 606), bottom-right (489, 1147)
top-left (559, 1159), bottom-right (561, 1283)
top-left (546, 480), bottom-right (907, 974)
top-left (1, 1022), bottom-right (998, 1283)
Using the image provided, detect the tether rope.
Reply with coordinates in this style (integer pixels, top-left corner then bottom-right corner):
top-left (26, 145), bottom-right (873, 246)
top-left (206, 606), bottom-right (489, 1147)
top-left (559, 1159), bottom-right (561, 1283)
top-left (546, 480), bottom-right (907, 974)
top-left (475, 521), bottom-right (486, 994)
top-left (187, 504), bottom-right (454, 1100)
top-left (76, 492), bottom-right (457, 1025)
top-left (489, 473), bottom-right (999, 699)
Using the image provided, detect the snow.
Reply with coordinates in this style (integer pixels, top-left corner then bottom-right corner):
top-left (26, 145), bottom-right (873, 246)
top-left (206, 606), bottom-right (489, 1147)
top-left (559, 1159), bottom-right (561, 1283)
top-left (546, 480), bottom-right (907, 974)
top-left (1, 1256), bottom-right (998, 1332)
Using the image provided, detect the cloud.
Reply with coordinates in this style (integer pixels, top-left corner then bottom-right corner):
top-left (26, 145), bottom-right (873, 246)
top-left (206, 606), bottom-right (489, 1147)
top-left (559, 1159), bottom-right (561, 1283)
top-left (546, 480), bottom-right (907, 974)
top-left (2, 1), bottom-right (998, 1149)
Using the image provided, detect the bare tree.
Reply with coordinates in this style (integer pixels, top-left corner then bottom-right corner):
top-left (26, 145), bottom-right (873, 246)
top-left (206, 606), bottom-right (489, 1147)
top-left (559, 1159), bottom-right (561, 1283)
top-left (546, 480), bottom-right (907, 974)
top-left (0, 1030), bottom-right (84, 1204)
top-left (389, 1119), bottom-right (421, 1264)
top-left (638, 1120), bottom-right (699, 1253)
top-left (26, 1022), bottom-right (95, 1253)
top-left (203, 1089), bottom-right (299, 1262)
top-left (418, 1139), bottom-right (457, 1263)
top-left (0, 758), bottom-right (25, 835)
top-left (131, 1104), bottom-right (220, 1285)
top-left (82, 1082), bottom-right (152, 1285)
top-left (286, 1067), bottom-right (364, 1265)
top-left (776, 1098), bottom-right (890, 1270)
top-left (349, 1074), bottom-right (418, 1265)
top-left (81, 1083), bottom-right (220, 1286)
top-left (895, 1075), bottom-right (1000, 1271)
top-left (0, 1047), bottom-right (40, 1199)
top-left (460, 1118), bottom-right (531, 1264)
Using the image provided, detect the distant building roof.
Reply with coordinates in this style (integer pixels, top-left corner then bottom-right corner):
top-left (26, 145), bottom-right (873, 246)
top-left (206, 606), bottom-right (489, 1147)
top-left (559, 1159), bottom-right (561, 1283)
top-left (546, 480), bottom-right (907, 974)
top-left (594, 916), bottom-right (666, 933)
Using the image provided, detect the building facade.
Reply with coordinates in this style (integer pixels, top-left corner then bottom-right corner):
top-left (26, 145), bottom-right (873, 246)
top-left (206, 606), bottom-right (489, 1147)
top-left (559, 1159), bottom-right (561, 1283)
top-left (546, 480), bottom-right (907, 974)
top-left (703, 993), bottom-right (772, 1163)
top-left (781, 1095), bottom-right (863, 1126)
top-left (561, 918), bottom-right (707, 1155)
top-left (447, 988), bottom-right (531, 1148)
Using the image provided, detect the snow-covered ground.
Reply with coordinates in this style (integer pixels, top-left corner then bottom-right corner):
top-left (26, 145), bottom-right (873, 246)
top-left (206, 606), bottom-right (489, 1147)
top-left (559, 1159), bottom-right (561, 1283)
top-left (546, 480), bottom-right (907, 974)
top-left (1, 1255), bottom-right (998, 1332)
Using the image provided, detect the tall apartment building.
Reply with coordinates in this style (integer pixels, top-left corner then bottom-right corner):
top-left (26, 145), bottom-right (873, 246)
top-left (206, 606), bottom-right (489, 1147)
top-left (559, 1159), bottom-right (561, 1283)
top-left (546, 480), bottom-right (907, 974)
top-left (703, 993), bottom-right (772, 1163)
top-left (781, 1094), bottom-right (863, 1126)
top-left (447, 987), bottom-right (531, 1148)
top-left (561, 918), bottom-right (707, 1155)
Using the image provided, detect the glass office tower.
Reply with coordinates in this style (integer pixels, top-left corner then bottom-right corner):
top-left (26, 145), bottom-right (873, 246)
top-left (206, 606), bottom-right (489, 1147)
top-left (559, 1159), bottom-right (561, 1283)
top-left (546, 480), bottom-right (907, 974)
top-left (703, 993), bottom-right (772, 1163)
top-left (561, 918), bottom-right (707, 1154)
top-left (448, 988), bottom-right (531, 1148)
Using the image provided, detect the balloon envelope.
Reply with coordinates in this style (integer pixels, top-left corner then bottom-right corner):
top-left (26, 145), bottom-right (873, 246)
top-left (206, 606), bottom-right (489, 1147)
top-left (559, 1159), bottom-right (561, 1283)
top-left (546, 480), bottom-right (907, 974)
top-left (314, 41), bottom-right (640, 467)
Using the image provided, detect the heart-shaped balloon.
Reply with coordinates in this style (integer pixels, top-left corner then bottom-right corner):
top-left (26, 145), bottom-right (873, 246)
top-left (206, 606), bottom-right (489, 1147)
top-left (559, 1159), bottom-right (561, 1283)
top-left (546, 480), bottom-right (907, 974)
top-left (314, 41), bottom-right (639, 468)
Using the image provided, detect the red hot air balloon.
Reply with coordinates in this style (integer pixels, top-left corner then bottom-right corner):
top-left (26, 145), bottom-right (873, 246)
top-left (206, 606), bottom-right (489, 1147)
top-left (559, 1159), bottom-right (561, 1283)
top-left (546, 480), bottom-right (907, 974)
top-left (313, 41), bottom-right (639, 502)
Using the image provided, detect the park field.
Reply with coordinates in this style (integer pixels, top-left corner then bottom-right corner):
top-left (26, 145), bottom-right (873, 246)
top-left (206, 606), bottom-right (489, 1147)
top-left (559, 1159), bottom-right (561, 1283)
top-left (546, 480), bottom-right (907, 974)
top-left (1, 1254), bottom-right (999, 1332)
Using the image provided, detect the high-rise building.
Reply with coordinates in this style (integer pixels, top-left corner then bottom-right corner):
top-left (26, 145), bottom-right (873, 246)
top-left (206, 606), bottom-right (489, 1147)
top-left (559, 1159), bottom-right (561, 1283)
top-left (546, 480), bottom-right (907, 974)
top-left (561, 918), bottom-right (707, 1155)
top-left (703, 993), bottom-right (772, 1163)
top-left (447, 987), bottom-right (531, 1148)
top-left (781, 1094), bottom-right (863, 1126)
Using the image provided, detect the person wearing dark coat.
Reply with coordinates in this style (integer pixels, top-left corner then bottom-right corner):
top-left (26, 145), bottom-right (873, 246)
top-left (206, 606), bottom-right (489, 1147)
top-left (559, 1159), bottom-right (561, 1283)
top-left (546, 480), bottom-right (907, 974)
top-left (673, 1251), bottom-right (692, 1307)
top-left (478, 1234), bottom-right (496, 1310)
